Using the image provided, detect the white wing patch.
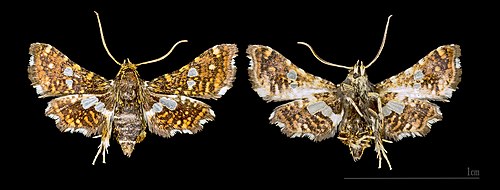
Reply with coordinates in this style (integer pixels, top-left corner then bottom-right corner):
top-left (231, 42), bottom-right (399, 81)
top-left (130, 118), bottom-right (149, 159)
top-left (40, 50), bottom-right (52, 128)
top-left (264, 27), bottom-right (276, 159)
top-left (81, 96), bottom-right (99, 109)
top-left (217, 86), bottom-right (230, 96)
top-left (63, 67), bottom-right (73, 77)
top-left (29, 55), bottom-right (35, 66)
top-left (64, 127), bottom-right (89, 136)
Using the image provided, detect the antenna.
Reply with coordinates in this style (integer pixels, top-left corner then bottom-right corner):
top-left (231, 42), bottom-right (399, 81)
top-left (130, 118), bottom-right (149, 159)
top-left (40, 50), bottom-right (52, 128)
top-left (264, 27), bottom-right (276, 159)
top-left (94, 11), bottom-right (121, 66)
top-left (365, 15), bottom-right (392, 68)
top-left (135, 40), bottom-right (188, 66)
top-left (297, 42), bottom-right (353, 69)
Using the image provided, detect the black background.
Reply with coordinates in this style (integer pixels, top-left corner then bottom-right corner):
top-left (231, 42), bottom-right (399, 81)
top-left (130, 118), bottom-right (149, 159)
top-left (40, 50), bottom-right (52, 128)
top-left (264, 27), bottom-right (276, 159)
top-left (8, 2), bottom-right (487, 184)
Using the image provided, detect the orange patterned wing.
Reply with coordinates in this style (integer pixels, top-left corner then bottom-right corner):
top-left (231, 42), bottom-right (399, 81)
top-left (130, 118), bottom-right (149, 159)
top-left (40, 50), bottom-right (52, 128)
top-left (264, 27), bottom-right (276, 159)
top-left (45, 93), bottom-right (115, 137)
top-left (147, 44), bottom-right (237, 99)
top-left (376, 45), bottom-right (461, 140)
top-left (380, 93), bottom-right (442, 141)
top-left (269, 92), bottom-right (343, 141)
top-left (247, 45), bottom-right (336, 102)
top-left (142, 94), bottom-right (215, 138)
top-left (28, 43), bottom-right (112, 97)
top-left (376, 45), bottom-right (462, 101)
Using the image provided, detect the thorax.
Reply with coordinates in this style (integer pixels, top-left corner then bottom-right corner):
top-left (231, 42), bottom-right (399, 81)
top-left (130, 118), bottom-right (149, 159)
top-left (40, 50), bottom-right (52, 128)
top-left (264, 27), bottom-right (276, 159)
top-left (340, 75), bottom-right (375, 103)
top-left (113, 66), bottom-right (143, 107)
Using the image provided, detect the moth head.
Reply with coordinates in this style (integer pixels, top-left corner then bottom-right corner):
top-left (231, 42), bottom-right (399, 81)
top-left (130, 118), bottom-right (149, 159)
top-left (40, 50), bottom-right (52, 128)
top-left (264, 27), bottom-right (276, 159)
top-left (120, 59), bottom-right (137, 70)
top-left (351, 60), bottom-right (366, 78)
top-left (344, 60), bottom-right (368, 85)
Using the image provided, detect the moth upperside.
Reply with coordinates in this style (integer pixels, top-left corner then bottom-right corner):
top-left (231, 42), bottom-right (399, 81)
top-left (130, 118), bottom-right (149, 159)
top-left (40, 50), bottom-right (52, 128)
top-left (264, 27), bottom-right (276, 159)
top-left (29, 12), bottom-right (238, 165)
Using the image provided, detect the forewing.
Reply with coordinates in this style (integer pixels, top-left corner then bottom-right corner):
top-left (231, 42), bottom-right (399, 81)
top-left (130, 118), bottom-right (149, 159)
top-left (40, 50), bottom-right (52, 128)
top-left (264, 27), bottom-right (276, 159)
top-left (376, 45), bottom-right (462, 101)
top-left (269, 92), bottom-right (343, 141)
top-left (28, 43), bottom-right (112, 97)
top-left (45, 93), bottom-right (114, 137)
top-left (380, 93), bottom-right (442, 141)
top-left (247, 45), bottom-right (336, 102)
top-left (143, 94), bottom-right (215, 138)
top-left (147, 44), bottom-right (237, 99)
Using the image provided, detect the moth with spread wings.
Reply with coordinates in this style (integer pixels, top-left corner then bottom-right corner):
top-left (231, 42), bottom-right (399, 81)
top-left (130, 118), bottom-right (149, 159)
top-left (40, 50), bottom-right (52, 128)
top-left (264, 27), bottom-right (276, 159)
top-left (28, 12), bottom-right (237, 164)
top-left (247, 16), bottom-right (461, 169)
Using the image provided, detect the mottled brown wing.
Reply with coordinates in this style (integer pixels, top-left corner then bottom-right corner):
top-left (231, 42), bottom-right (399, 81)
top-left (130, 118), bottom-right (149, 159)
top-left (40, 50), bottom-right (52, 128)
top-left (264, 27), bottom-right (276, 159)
top-left (376, 45), bottom-right (461, 140)
top-left (380, 93), bottom-right (442, 141)
top-left (269, 92), bottom-right (343, 141)
top-left (247, 45), bottom-right (336, 102)
top-left (45, 93), bottom-right (115, 137)
top-left (147, 44), bottom-right (237, 99)
top-left (376, 45), bottom-right (462, 101)
top-left (143, 94), bottom-right (215, 138)
top-left (28, 43), bottom-right (112, 97)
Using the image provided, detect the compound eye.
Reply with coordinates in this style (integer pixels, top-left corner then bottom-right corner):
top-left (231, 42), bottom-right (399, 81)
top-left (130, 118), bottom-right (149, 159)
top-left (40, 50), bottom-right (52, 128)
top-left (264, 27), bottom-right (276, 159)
top-left (353, 72), bottom-right (360, 78)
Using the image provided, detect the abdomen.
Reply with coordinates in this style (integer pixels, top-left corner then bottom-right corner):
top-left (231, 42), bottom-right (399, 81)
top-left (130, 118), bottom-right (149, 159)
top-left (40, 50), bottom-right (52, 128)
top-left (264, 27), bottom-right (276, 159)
top-left (114, 106), bottom-right (144, 156)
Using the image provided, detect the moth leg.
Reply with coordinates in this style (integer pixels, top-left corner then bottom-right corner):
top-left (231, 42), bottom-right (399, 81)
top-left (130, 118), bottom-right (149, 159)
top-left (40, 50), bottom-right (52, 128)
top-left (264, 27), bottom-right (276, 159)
top-left (369, 114), bottom-right (390, 170)
top-left (92, 136), bottom-right (110, 165)
top-left (92, 122), bottom-right (112, 165)
top-left (374, 95), bottom-right (393, 146)
top-left (372, 94), bottom-right (392, 170)
top-left (374, 140), bottom-right (392, 170)
top-left (368, 92), bottom-right (384, 123)
top-left (367, 108), bottom-right (378, 131)
top-left (345, 97), bottom-right (363, 117)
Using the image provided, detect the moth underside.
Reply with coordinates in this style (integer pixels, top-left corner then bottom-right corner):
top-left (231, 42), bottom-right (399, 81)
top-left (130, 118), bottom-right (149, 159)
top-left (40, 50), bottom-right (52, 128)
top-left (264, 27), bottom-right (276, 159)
top-left (247, 44), bottom-right (461, 169)
top-left (28, 43), bottom-right (238, 164)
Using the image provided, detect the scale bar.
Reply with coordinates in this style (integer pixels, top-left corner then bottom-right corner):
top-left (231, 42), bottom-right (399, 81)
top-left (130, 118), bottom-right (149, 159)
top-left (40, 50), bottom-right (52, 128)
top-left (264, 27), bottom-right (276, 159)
top-left (344, 177), bottom-right (480, 180)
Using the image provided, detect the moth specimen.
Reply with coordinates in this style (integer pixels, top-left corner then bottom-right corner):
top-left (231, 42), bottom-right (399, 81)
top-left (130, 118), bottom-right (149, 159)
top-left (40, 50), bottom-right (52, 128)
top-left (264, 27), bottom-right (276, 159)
top-left (28, 12), bottom-right (238, 164)
top-left (247, 16), bottom-right (461, 169)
